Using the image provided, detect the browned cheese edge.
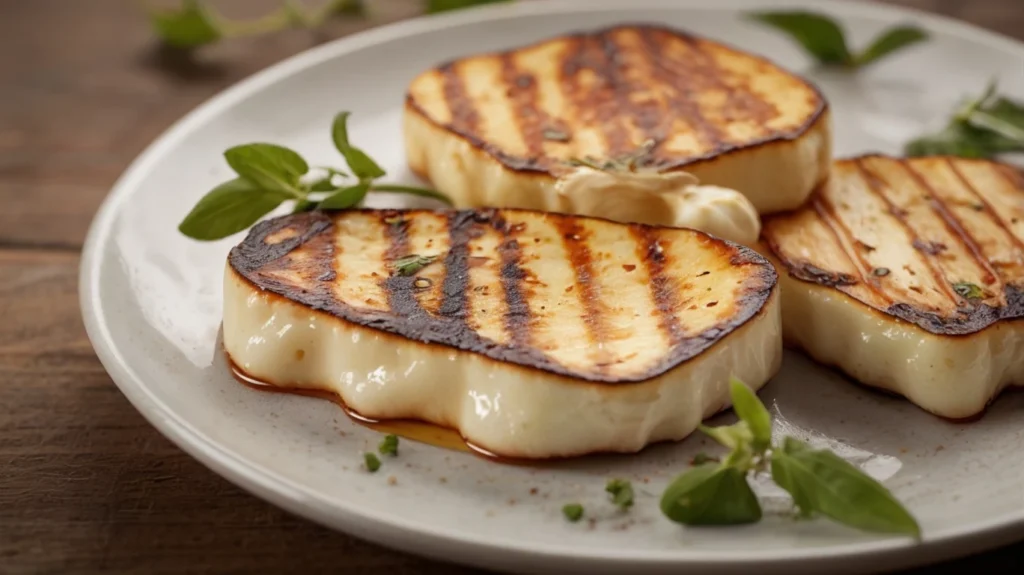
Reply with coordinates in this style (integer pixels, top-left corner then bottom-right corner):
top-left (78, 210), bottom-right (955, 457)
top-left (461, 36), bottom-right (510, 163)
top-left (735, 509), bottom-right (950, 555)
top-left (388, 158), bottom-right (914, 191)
top-left (227, 208), bottom-right (778, 384)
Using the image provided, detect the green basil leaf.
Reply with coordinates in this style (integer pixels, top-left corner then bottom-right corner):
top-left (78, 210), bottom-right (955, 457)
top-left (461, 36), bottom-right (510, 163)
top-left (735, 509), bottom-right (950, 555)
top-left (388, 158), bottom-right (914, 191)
top-left (178, 178), bottom-right (290, 240)
top-left (331, 112), bottom-right (386, 180)
top-left (771, 437), bottom-right (921, 537)
top-left (149, 0), bottom-right (222, 48)
top-left (660, 463), bottom-right (762, 525)
top-left (728, 378), bottom-right (772, 452)
top-left (426, 0), bottom-right (511, 14)
top-left (967, 97), bottom-right (1024, 142)
top-left (309, 176), bottom-right (339, 192)
top-left (292, 199), bottom-right (319, 214)
top-left (746, 11), bottom-right (852, 65)
top-left (371, 184), bottom-right (455, 206)
top-left (224, 143), bottom-right (308, 196)
top-left (905, 120), bottom-right (1023, 158)
top-left (319, 182), bottom-right (370, 210)
top-left (855, 26), bottom-right (929, 66)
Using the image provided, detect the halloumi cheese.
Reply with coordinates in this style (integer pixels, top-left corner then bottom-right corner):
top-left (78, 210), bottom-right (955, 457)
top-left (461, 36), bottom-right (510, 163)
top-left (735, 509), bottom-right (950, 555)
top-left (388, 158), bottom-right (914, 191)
top-left (403, 24), bottom-right (832, 224)
top-left (762, 154), bottom-right (1024, 419)
top-left (223, 208), bottom-right (782, 458)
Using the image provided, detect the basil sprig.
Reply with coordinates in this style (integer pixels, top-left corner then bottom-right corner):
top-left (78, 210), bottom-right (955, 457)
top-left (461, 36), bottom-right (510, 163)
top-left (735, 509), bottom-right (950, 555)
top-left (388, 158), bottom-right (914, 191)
top-left (746, 11), bottom-right (928, 69)
top-left (178, 111), bottom-right (452, 241)
top-left (660, 378), bottom-right (921, 537)
top-left (906, 81), bottom-right (1024, 159)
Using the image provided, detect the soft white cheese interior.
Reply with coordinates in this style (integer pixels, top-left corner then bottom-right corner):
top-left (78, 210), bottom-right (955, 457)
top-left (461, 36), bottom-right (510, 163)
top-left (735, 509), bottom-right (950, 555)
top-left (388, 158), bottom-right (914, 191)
top-left (774, 269), bottom-right (1024, 419)
top-left (222, 267), bottom-right (783, 459)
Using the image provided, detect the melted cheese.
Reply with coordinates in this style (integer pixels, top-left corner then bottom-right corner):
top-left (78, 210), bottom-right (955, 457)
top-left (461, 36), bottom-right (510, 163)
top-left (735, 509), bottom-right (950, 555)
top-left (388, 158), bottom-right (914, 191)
top-left (222, 266), bottom-right (783, 459)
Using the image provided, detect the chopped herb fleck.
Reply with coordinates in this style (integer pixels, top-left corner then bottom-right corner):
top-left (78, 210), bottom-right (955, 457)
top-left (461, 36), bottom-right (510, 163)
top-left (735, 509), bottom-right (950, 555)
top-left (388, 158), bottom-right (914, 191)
top-left (393, 254), bottom-right (437, 276)
top-left (953, 281), bottom-right (985, 300)
top-left (379, 434), bottom-right (399, 456)
top-left (872, 267), bottom-right (891, 277)
top-left (364, 452), bottom-right (381, 472)
top-left (606, 478), bottom-right (635, 510)
top-left (543, 128), bottom-right (571, 142)
top-left (562, 503), bottom-right (584, 522)
top-left (690, 452), bottom-right (719, 466)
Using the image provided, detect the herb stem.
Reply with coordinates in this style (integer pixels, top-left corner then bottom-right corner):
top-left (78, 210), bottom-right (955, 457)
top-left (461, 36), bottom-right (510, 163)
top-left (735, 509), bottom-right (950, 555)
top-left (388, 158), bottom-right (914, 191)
top-left (371, 184), bottom-right (454, 206)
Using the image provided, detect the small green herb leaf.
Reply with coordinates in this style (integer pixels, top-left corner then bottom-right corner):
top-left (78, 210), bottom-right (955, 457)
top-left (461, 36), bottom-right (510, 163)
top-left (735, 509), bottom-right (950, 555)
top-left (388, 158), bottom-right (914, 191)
top-left (562, 503), bottom-right (584, 522)
top-left (309, 177), bottom-right (338, 192)
top-left (149, 0), bottom-right (222, 48)
top-left (967, 97), bottom-right (1024, 142)
top-left (699, 422), bottom-right (753, 452)
top-left (690, 452), bottom-right (719, 466)
top-left (905, 120), bottom-right (1023, 158)
top-left (331, 112), bottom-right (386, 180)
top-left (728, 378), bottom-right (772, 452)
top-left (855, 26), bottom-right (928, 66)
top-left (660, 463), bottom-right (763, 525)
top-left (393, 254), bottom-right (438, 276)
top-left (319, 182), bottom-right (371, 210)
top-left (178, 178), bottom-right (290, 241)
top-left (605, 479), bottom-right (635, 510)
top-left (426, 0), bottom-right (511, 14)
top-left (378, 434), bottom-right (399, 456)
top-left (370, 184), bottom-right (455, 206)
top-left (952, 281), bottom-right (985, 300)
top-left (771, 437), bottom-right (920, 536)
top-left (363, 452), bottom-right (381, 472)
top-left (747, 11), bottom-right (852, 65)
top-left (292, 199), bottom-right (318, 214)
top-left (223, 143), bottom-right (308, 196)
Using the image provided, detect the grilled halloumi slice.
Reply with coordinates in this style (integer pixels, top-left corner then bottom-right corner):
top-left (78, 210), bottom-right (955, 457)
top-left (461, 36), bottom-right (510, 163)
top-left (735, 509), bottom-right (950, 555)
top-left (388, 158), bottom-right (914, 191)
top-left (223, 208), bottom-right (782, 459)
top-left (762, 154), bottom-right (1024, 419)
top-left (404, 24), bottom-right (832, 224)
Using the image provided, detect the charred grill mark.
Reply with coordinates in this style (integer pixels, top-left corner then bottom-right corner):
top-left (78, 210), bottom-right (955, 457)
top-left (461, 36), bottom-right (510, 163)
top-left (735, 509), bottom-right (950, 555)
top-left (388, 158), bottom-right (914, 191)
top-left (630, 225), bottom-right (686, 345)
top-left (809, 194), bottom-right (882, 297)
top-left (854, 159), bottom-right (959, 302)
top-left (596, 29), bottom-right (646, 157)
top-left (438, 211), bottom-right (476, 321)
top-left (903, 159), bottom-right (1000, 287)
top-left (947, 159), bottom-right (1024, 266)
top-left (559, 35), bottom-right (632, 159)
top-left (382, 212), bottom-right (428, 320)
top-left (439, 62), bottom-right (479, 135)
top-left (556, 218), bottom-right (612, 368)
top-left (491, 214), bottom-right (532, 347)
top-left (638, 28), bottom-right (723, 158)
top-left (500, 53), bottom-right (546, 159)
top-left (679, 34), bottom-right (778, 133)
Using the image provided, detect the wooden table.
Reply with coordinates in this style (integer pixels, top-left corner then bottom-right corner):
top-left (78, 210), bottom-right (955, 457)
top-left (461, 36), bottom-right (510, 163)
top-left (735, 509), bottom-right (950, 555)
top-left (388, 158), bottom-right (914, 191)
top-left (3, 1), bottom-right (1023, 573)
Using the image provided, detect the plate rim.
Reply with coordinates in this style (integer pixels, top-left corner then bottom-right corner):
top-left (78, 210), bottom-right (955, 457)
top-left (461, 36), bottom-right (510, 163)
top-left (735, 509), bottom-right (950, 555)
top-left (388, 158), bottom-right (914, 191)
top-left (79, 0), bottom-right (1024, 571)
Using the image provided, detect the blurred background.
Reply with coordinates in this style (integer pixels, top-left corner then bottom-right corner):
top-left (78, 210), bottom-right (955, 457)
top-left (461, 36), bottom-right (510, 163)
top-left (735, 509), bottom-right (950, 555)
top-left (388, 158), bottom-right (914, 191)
top-left (2, 1), bottom-right (1023, 573)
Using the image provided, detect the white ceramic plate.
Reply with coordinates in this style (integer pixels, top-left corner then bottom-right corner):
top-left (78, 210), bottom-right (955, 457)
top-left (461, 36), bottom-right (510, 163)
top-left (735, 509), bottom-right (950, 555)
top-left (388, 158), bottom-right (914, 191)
top-left (80, 1), bottom-right (1024, 573)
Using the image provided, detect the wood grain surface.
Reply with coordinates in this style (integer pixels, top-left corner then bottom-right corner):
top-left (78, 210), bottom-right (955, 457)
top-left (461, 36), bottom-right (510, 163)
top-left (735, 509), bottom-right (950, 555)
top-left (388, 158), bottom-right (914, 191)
top-left (2, 1), bottom-right (1024, 573)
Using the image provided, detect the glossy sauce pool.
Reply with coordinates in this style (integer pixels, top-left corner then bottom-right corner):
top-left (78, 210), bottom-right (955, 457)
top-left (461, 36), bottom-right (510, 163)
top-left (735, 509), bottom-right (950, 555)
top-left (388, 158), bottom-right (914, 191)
top-left (229, 360), bottom-right (512, 460)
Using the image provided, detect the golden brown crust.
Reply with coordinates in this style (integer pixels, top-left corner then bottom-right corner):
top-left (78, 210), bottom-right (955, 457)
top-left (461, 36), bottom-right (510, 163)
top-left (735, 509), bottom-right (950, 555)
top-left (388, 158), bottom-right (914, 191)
top-left (228, 208), bottom-right (778, 383)
top-left (405, 23), bottom-right (828, 176)
top-left (763, 154), bottom-right (1024, 336)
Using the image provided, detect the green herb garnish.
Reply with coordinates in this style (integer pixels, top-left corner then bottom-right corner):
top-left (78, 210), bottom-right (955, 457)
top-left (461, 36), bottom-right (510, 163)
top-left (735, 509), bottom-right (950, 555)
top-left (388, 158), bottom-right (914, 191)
top-left (364, 452), bottom-right (381, 472)
top-left (746, 11), bottom-right (927, 69)
top-left (148, 0), bottom-right (365, 49)
top-left (427, 0), bottom-right (512, 14)
top-left (567, 139), bottom-right (658, 173)
top-left (660, 378), bottom-right (920, 537)
top-left (952, 281), bottom-right (985, 300)
top-left (605, 479), bottom-right (635, 510)
top-left (906, 80), bottom-right (1024, 159)
top-left (393, 254), bottom-right (438, 276)
top-left (379, 434), bottom-right (399, 456)
top-left (690, 452), bottom-right (719, 466)
top-left (562, 503), bottom-right (584, 522)
top-left (178, 111), bottom-right (452, 241)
